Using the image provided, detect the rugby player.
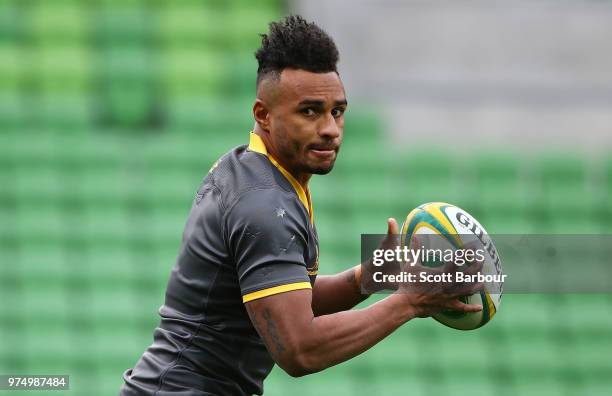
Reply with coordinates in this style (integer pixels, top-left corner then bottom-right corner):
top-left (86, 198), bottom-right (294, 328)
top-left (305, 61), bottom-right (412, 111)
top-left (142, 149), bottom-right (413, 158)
top-left (120, 15), bottom-right (483, 396)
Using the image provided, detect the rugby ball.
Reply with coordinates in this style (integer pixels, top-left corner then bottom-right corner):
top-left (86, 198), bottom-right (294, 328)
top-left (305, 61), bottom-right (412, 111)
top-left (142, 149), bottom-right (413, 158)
top-left (400, 202), bottom-right (503, 330)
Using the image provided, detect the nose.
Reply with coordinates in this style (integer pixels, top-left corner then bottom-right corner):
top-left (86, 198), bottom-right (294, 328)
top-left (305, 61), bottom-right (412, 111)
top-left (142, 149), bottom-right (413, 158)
top-left (318, 113), bottom-right (341, 139)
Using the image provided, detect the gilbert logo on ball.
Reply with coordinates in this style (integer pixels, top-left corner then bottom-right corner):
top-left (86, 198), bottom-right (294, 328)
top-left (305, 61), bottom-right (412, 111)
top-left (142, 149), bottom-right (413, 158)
top-left (400, 202), bottom-right (504, 330)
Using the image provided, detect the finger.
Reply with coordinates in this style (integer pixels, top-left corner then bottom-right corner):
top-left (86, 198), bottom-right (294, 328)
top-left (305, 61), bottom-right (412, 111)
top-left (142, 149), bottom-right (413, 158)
top-left (387, 218), bottom-right (399, 235)
top-left (467, 281), bottom-right (485, 294)
top-left (382, 218), bottom-right (401, 262)
top-left (465, 258), bottom-right (484, 275)
top-left (447, 299), bottom-right (483, 313)
top-left (442, 258), bottom-right (462, 274)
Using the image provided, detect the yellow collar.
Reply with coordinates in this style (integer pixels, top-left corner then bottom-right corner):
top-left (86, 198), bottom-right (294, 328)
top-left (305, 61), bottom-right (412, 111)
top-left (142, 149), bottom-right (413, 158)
top-left (248, 132), bottom-right (313, 223)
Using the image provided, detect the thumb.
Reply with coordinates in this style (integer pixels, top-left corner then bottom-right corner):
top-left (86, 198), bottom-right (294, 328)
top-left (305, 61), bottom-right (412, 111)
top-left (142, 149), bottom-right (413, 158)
top-left (387, 218), bottom-right (399, 235)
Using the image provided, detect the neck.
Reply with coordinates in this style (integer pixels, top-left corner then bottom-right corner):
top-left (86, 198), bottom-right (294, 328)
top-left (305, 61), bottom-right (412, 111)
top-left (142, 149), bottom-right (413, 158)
top-left (253, 124), bottom-right (311, 190)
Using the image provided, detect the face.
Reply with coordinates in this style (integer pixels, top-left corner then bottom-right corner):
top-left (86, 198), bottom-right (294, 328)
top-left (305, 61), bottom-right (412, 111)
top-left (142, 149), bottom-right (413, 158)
top-left (254, 69), bottom-right (347, 181)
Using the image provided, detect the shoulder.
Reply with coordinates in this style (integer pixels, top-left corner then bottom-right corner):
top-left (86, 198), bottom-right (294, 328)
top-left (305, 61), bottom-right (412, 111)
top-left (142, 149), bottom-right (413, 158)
top-left (225, 187), bottom-right (309, 237)
top-left (207, 144), bottom-right (296, 211)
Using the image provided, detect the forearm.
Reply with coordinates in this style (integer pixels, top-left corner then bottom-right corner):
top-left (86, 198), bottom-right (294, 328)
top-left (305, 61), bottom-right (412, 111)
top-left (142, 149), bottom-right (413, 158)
top-left (311, 265), bottom-right (369, 316)
top-left (247, 285), bottom-right (420, 377)
top-left (297, 293), bottom-right (416, 375)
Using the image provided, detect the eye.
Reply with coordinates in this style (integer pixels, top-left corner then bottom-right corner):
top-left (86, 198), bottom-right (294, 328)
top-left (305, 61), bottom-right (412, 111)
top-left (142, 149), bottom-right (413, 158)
top-left (331, 107), bottom-right (346, 118)
top-left (301, 107), bottom-right (316, 117)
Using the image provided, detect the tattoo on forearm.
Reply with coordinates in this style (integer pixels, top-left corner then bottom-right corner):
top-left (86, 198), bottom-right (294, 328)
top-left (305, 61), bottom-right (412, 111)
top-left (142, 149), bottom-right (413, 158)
top-left (248, 308), bottom-right (263, 335)
top-left (263, 308), bottom-right (286, 355)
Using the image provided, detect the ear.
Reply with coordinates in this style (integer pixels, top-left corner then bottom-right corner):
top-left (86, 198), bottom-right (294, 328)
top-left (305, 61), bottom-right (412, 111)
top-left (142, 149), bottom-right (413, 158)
top-left (253, 99), bottom-right (271, 132)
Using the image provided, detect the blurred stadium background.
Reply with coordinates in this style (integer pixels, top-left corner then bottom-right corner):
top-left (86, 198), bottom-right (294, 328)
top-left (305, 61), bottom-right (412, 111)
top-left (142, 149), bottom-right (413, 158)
top-left (1, 0), bottom-right (611, 395)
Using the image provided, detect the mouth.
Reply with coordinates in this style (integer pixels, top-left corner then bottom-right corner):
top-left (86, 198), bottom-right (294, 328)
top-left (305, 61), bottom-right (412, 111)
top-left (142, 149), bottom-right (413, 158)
top-left (308, 145), bottom-right (338, 159)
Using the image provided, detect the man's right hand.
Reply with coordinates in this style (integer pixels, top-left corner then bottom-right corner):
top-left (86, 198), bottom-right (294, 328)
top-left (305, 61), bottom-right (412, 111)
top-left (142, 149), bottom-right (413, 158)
top-left (396, 238), bottom-right (485, 318)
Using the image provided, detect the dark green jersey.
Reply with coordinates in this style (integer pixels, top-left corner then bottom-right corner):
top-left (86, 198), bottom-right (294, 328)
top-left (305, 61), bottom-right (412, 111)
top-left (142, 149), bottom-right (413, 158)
top-left (121, 133), bottom-right (319, 396)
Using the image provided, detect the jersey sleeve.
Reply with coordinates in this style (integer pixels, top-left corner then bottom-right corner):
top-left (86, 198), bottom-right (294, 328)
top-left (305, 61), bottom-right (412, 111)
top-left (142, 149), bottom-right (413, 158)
top-left (225, 188), bottom-right (312, 303)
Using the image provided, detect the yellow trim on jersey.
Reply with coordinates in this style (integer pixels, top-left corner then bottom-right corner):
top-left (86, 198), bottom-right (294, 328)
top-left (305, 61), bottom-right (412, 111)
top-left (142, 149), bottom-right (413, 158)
top-left (248, 132), bottom-right (314, 223)
top-left (248, 131), bottom-right (268, 154)
top-left (242, 281), bottom-right (312, 303)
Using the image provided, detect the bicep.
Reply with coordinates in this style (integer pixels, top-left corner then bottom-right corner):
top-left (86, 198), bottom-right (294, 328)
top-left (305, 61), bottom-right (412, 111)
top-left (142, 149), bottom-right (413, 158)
top-left (226, 190), bottom-right (312, 300)
top-left (245, 289), bottom-right (314, 371)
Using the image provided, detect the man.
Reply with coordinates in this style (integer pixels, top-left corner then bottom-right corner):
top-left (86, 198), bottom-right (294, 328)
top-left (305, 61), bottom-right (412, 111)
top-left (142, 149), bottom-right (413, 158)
top-left (121, 15), bottom-right (482, 396)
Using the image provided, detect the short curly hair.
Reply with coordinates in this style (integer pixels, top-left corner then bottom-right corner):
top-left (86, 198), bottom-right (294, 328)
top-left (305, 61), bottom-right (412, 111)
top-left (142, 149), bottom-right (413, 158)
top-left (255, 15), bottom-right (339, 87)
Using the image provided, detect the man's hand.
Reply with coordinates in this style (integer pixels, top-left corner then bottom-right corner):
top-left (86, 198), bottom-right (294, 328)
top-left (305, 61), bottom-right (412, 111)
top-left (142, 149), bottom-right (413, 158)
top-left (397, 237), bottom-right (485, 317)
top-left (359, 219), bottom-right (485, 316)
top-left (360, 218), bottom-right (402, 293)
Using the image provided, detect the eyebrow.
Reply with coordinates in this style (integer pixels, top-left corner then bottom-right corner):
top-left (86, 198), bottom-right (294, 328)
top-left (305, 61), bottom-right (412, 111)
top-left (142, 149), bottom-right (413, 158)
top-left (298, 99), bottom-right (348, 107)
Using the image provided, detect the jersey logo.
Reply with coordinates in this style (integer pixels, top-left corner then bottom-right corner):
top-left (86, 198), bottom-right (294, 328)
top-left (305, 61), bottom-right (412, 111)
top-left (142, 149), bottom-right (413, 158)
top-left (275, 207), bottom-right (286, 218)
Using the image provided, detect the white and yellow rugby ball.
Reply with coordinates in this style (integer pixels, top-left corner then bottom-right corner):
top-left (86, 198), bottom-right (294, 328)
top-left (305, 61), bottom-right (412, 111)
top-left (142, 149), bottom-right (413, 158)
top-left (400, 202), bottom-right (503, 330)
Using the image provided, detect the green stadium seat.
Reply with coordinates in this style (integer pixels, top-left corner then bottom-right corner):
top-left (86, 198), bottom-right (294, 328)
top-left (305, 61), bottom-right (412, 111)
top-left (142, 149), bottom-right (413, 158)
top-left (343, 111), bottom-right (386, 147)
top-left (162, 49), bottom-right (227, 96)
top-left (497, 295), bottom-right (555, 332)
top-left (435, 331), bottom-right (491, 373)
top-left (34, 46), bottom-right (92, 95)
top-left (27, 1), bottom-right (90, 45)
top-left (391, 151), bottom-right (458, 209)
top-left (314, 222), bottom-right (356, 265)
top-left (80, 285), bottom-right (151, 327)
top-left (477, 176), bottom-right (527, 208)
top-left (571, 340), bottom-right (612, 382)
top-left (0, 95), bottom-right (27, 128)
top-left (93, 4), bottom-right (152, 46)
top-left (473, 152), bottom-right (519, 180)
top-left (84, 245), bottom-right (139, 281)
top-left (15, 200), bottom-right (66, 240)
top-left (158, 5), bottom-right (231, 49)
top-left (4, 1), bottom-right (611, 394)
top-left (512, 374), bottom-right (567, 396)
top-left (538, 155), bottom-right (586, 186)
top-left (36, 95), bottom-right (93, 131)
top-left (223, 54), bottom-right (257, 98)
top-left (165, 96), bottom-right (254, 134)
top-left (564, 295), bottom-right (612, 333)
top-left (0, 267), bottom-right (23, 326)
top-left (316, 250), bottom-right (355, 275)
top-left (227, 0), bottom-right (281, 9)
top-left (343, 176), bottom-right (396, 214)
top-left (0, 2), bottom-right (22, 43)
top-left (295, 373), bottom-right (356, 396)
top-left (483, 214), bottom-right (535, 234)
top-left (310, 175), bottom-right (352, 213)
top-left (225, 8), bottom-right (280, 51)
top-left (21, 325), bottom-right (74, 367)
top-left (0, 43), bottom-right (21, 90)
top-left (14, 239), bottom-right (69, 280)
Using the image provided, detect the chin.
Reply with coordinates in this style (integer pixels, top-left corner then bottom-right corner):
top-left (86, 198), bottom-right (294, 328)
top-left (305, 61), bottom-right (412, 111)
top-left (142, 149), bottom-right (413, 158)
top-left (309, 164), bottom-right (335, 175)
